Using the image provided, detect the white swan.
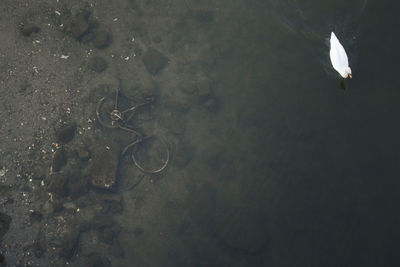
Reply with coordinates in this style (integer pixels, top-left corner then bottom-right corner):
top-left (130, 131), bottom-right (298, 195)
top-left (329, 32), bottom-right (352, 78)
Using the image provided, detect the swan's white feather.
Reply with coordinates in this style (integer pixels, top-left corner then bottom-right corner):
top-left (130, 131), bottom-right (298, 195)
top-left (329, 32), bottom-right (350, 78)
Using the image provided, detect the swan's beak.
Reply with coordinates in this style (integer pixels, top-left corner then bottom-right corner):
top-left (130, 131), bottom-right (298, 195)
top-left (349, 74), bottom-right (352, 79)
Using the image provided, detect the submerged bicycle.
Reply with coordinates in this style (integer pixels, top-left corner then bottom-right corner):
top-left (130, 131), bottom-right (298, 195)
top-left (96, 88), bottom-right (169, 174)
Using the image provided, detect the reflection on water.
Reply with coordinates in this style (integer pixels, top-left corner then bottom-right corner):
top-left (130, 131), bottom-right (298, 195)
top-left (269, 0), bottom-right (368, 77)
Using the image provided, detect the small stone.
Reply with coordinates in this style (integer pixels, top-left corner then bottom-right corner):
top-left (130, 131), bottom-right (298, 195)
top-left (70, 11), bottom-right (90, 40)
top-left (142, 48), bottom-right (168, 75)
top-left (92, 30), bottom-right (111, 49)
top-left (51, 148), bottom-right (66, 172)
top-left (20, 24), bottom-right (40, 36)
top-left (88, 56), bottom-right (108, 73)
top-left (55, 123), bottom-right (77, 143)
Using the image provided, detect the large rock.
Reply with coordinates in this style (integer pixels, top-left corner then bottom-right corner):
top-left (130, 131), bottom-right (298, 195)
top-left (90, 140), bottom-right (119, 189)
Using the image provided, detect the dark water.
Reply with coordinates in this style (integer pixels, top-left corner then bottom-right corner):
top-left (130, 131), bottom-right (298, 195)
top-left (15, 0), bottom-right (396, 266)
top-left (168, 0), bottom-right (400, 266)
top-left (71, 0), bottom-right (399, 266)
top-left (1, 0), bottom-right (399, 265)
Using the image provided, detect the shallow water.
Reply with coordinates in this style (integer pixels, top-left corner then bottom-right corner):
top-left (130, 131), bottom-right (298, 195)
top-left (157, 0), bottom-right (400, 266)
top-left (111, 0), bottom-right (400, 266)
top-left (1, 0), bottom-right (400, 266)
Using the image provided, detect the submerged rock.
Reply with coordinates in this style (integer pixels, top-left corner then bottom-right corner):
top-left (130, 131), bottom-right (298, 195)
top-left (29, 210), bottom-right (43, 224)
top-left (92, 30), bottom-right (111, 49)
top-left (0, 212), bottom-right (11, 239)
top-left (142, 48), bottom-right (168, 74)
top-left (69, 11), bottom-right (90, 40)
top-left (59, 226), bottom-right (80, 258)
top-left (76, 146), bottom-right (90, 161)
top-left (20, 24), bottom-right (40, 36)
top-left (51, 148), bottom-right (66, 172)
top-left (101, 193), bottom-right (123, 213)
top-left (97, 226), bottom-right (114, 244)
top-left (66, 164), bottom-right (88, 199)
top-left (55, 123), bottom-right (77, 143)
top-left (88, 56), bottom-right (108, 73)
top-left (90, 141), bottom-right (119, 190)
top-left (47, 172), bottom-right (68, 196)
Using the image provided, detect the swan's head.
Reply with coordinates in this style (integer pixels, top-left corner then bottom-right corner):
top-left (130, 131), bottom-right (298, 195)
top-left (344, 67), bottom-right (352, 79)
